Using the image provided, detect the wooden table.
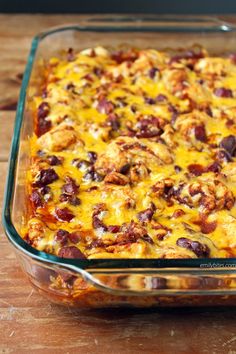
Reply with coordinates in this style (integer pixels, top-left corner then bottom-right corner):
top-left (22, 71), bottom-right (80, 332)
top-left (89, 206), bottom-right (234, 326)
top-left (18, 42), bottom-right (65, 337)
top-left (1, 14), bottom-right (236, 354)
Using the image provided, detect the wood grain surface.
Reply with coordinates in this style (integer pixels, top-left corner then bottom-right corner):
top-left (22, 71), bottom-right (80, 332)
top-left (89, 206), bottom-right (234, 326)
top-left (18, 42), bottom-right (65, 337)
top-left (1, 14), bottom-right (236, 354)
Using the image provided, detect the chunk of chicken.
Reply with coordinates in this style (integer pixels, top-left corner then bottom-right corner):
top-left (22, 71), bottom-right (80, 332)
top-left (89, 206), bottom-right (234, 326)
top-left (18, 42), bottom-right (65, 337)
top-left (37, 123), bottom-right (77, 152)
top-left (95, 136), bottom-right (173, 181)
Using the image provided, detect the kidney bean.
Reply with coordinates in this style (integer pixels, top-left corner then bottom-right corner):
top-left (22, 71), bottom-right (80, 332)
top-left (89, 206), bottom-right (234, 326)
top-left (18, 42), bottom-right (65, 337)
top-left (216, 149), bottom-right (232, 163)
top-left (107, 225), bottom-right (121, 233)
top-left (174, 165), bottom-right (182, 173)
top-left (156, 94), bottom-right (167, 102)
top-left (92, 216), bottom-right (108, 231)
top-left (145, 97), bottom-right (156, 105)
top-left (214, 87), bottom-right (233, 98)
top-left (106, 113), bottom-right (121, 131)
top-left (206, 161), bottom-right (221, 173)
top-left (130, 105), bottom-right (137, 113)
top-left (137, 208), bottom-right (154, 222)
top-left (30, 190), bottom-right (43, 208)
top-left (37, 150), bottom-right (46, 157)
top-left (176, 237), bottom-right (210, 257)
top-left (220, 135), bottom-right (236, 156)
top-left (62, 177), bottom-right (79, 195)
top-left (141, 234), bottom-right (154, 244)
top-left (59, 193), bottom-right (81, 206)
top-left (97, 98), bottom-right (115, 114)
top-left (37, 102), bottom-right (51, 136)
top-left (83, 167), bottom-right (104, 182)
top-left (72, 158), bottom-right (92, 170)
top-left (149, 67), bottom-right (159, 79)
top-left (55, 207), bottom-right (74, 222)
top-left (93, 67), bottom-right (104, 77)
top-left (188, 164), bottom-right (205, 176)
top-left (194, 125), bottom-right (207, 142)
top-left (87, 151), bottom-right (97, 163)
top-left (34, 168), bottom-right (59, 187)
top-left (68, 231), bottom-right (81, 244)
top-left (37, 102), bottom-right (50, 120)
top-left (55, 229), bottom-right (70, 246)
top-left (58, 246), bottom-right (86, 259)
top-left (169, 104), bottom-right (179, 124)
top-left (119, 163), bottom-right (131, 175)
top-left (47, 155), bottom-right (63, 166)
top-left (38, 117), bottom-right (51, 137)
top-left (39, 186), bottom-right (51, 196)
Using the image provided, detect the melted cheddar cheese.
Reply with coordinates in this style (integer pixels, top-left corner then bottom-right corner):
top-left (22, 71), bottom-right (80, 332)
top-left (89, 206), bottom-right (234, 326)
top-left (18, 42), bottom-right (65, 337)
top-left (25, 46), bottom-right (236, 259)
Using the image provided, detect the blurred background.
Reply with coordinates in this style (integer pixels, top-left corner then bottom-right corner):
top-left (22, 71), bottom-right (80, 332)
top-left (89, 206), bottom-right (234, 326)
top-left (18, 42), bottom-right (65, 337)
top-left (1, 0), bottom-right (236, 14)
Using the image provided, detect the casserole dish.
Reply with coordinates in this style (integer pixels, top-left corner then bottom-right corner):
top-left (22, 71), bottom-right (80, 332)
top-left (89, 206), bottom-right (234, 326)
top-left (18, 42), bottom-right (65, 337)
top-left (3, 15), bottom-right (236, 307)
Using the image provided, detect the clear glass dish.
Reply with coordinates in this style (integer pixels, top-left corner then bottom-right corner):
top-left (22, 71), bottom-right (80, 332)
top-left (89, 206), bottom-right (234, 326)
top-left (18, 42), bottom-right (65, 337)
top-left (3, 15), bottom-right (236, 307)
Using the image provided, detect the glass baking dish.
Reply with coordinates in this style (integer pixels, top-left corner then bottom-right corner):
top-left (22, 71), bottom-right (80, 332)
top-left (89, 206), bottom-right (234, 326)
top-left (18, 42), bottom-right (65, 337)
top-left (3, 15), bottom-right (236, 307)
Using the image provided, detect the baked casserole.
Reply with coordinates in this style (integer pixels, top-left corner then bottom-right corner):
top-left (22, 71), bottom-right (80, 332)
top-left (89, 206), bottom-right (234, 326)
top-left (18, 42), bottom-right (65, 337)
top-left (24, 45), bottom-right (236, 260)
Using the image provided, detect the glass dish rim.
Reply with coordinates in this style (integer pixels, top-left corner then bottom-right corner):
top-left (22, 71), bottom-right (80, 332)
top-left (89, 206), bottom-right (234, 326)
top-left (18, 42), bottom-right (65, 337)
top-left (3, 14), bottom-right (236, 272)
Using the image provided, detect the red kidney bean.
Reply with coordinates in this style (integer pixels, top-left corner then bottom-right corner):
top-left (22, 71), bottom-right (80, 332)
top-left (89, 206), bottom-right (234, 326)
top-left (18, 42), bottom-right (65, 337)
top-left (137, 208), bottom-right (154, 222)
top-left (37, 102), bottom-right (50, 120)
top-left (59, 193), bottom-right (81, 206)
top-left (72, 158), bottom-right (92, 170)
top-left (145, 97), bottom-right (156, 105)
top-left (174, 165), bottom-right (182, 173)
top-left (107, 225), bottom-right (121, 233)
top-left (188, 164), bottom-right (205, 176)
top-left (55, 207), bottom-right (74, 222)
top-left (149, 67), bottom-right (159, 79)
top-left (97, 98), bottom-right (115, 114)
top-left (68, 232), bottom-right (81, 244)
top-left (141, 234), bottom-right (154, 244)
top-left (34, 168), bottom-right (59, 187)
top-left (39, 186), bottom-right (51, 196)
top-left (106, 113), bottom-right (121, 131)
top-left (214, 87), bottom-right (233, 98)
top-left (62, 177), bottom-right (79, 195)
top-left (156, 94), bottom-right (167, 102)
top-left (47, 155), bottom-right (63, 166)
top-left (83, 167), bottom-right (104, 182)
top-left (92, 216), bottom-right (107, 231)
top-left (220, 135), bottom-right (236, 156)
top-left (55, 229), bottom-right (70, 246)
top-left (176, 237), bottom-right (210, 257)
top-left (37, 102), bottom-right (51, 136)
top-left (206, 161), bottom-right (221, 173)
top-left (87, 151), bottom-right (97, 163)
top-left (58, 246), bottom-right (86, 259)
top-left (119, 163), bottom-right (131, 175)
top-left (30, 190), bottom-right (43, 208)
top-left (216, 149), bottom-right (232, 163)
top-left (93, 67), bottom-right (104, 77)
top-left (194, 125), bottom-right (207, 142)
